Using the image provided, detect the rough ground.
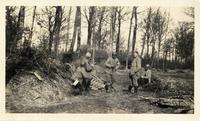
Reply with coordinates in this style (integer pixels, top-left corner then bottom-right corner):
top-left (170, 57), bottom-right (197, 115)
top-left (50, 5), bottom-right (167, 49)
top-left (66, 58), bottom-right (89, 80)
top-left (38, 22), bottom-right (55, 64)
top-left (6, 69), bottom-right (194, 113)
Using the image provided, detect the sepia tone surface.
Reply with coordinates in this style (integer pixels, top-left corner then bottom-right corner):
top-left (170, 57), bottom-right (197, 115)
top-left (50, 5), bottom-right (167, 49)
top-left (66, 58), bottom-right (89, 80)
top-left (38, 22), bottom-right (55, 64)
top-left (5, 6), bottom-right (194, 113)
top-left (1, 1), bottom-right (199, 120)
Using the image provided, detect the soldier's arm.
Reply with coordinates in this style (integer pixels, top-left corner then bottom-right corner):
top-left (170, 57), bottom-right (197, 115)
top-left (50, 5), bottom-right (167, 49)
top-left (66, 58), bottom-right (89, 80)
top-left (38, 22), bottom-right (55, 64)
top-left (115, 59), bottom-right (120, 70)
top-left (130, 60), bottom-right (135, 75)
top-left (138, 58), bottom-right (142, 69)
top-left (105, 57), bottom-right (111, 67)
top-left (135, 58), bottom-right (142, 72)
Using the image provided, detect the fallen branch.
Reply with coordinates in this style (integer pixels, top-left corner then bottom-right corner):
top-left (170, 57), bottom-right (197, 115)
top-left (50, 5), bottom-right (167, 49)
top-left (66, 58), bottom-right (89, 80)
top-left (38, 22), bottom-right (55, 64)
top-left (138, 95), bottom-right (193, 109)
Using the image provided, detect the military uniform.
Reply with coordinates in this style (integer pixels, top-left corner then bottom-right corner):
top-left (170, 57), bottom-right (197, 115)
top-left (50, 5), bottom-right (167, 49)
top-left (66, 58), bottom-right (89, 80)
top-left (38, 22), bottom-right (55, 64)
top-left (141, 67), bottom-right (152, 83)
top-left (129, 56), bottom-right (142, 92)
top-left (73, 55), bottom-right (94, 93)
top-left (105, 56), bottom-right (120, 90)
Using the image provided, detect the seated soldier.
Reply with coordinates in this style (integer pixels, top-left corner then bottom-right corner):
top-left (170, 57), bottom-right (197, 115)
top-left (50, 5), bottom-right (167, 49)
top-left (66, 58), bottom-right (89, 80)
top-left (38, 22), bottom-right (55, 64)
top-left (72, 52), bottom-right (94, 95)
top-left (141, 64), bottom-right (152, 84)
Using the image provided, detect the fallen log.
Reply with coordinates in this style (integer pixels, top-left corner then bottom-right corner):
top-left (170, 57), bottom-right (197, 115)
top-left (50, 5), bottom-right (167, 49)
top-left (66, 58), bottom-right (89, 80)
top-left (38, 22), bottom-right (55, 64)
top-left (138, 96), bottom-right (194, 109)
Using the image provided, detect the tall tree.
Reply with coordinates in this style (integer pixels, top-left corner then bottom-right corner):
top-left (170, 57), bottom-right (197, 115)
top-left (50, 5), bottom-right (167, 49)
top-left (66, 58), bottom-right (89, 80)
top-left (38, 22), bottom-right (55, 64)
top-left (6, 6), bottom-right (18, 55)
top-left (65, 7), bottom-right (72, 52)
top-left (140, 7), bottom-right (152, 58)
top-left (126, 7), bottom-right (134, 69)
top-left (150, 8), bottom-right (160, 63)
top-left (10, 6), bottom-right (25, 52)
top-left (116, 7), bottom-right (121, 54)
top-left (17, 6), bottom-right (25, 44)
top-left (110, 7), bottom-right (117, 55)
top-left (156, 9), bottom-right (169, 67)
top-left (69, 7), bottom-right (81, 52)
top-left (96, 7), bottom-right (106, 49)
top-left (131, 7), bottom-right (138, 55)
top-left (28, 6), bottom-right (36, 42)
top-left (116, 7), bottom-right (128, 54)
top-left (23, 6), bottom-right (36, 48)
top-left (174, 22), bottom-right (194, 67)
top-left (37, 7), bottom-right (67, 54)
top-left (53, 6), bottom-right (63, 58)
top-left (84, 7), bottom-right (96, 47)
top-left (37, 7), bottom-right (55, 54)
top-left (76, 7), bottom-right (81, 52)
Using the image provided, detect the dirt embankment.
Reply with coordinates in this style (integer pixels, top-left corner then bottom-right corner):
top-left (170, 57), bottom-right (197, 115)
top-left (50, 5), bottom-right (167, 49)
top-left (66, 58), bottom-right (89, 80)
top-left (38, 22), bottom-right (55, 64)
top-left (6, 50), bottom-right (74, 112)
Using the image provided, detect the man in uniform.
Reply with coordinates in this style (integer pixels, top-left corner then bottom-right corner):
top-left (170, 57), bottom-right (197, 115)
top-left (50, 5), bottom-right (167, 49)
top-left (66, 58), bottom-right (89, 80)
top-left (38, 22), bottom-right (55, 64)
top-left (129, 51), bottom-right (142, 94)
top-left (72, 52), bottom-right (94, 94)
top-left (141, 64), bottom-right (152, 84)
top-left (105, 53), bottom-right (120, 92)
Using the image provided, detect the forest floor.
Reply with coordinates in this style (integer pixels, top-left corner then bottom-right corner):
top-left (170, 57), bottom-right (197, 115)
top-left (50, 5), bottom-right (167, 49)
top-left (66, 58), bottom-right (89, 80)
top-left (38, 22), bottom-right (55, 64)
top-left (7, 69), bottom-right (194, 113)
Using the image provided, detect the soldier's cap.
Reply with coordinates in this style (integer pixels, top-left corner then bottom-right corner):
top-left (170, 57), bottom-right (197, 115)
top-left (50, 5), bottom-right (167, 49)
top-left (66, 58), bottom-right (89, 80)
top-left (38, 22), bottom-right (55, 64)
top-left (112, 53), bottom-right (117, 56)
top-left (85, 52), bottom-right (92, 58)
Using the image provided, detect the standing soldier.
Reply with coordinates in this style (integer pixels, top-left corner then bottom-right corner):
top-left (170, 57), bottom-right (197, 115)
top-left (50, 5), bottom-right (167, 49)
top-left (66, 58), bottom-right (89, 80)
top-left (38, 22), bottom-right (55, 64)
top-left (105, 53), bottom-right (120, 92)
top-left (129, 51), bottom-right (142, 94)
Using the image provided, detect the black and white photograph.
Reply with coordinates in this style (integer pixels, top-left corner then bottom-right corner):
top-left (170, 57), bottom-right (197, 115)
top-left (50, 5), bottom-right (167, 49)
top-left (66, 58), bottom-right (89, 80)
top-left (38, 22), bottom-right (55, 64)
top-left (5, 5), bottom-right (195, 114)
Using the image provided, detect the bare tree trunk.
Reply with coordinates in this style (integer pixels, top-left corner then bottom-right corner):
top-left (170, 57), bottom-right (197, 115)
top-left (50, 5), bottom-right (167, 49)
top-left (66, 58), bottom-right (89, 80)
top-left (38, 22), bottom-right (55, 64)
top-left (157, 34), bottom-right (162, 68)
top-left (97, 7), bottom-right (105, 49)
top-left (116, 7), bottom-right (121, 54)
top-left (86, 7), bottom-right (96, 47)
top-left (140, 34), bottom-right (146, 57)
top-left (14, 6), bottom-right (25, 50)
top-left (6, 7), bottom-right (17, 55)
top-left (157, 11), bottom-right (169, 68)
top-left (151, 37), bottom-right (156, 60)
top-left (76, 7), bottom-right (81, 52)
top-left (69, 7), bottom-right (79, 53)
top-left (87, 24), bottom-right (92, 47)
top-left (132, 7), bottom-right (138, 55)
top-left (163, 51), bottom-right (168, 71)
top-left (54, 6), bottom-right (62, 58)
top-left (48, 16), bottom-right (54, 54)
top-left (126, 7), bottom-right (134, 70)
top-left (109, 7), bottom-right (117, 56)
top-left (146, 8), bottom-right (152, 59)
top-left (92, 32), bottom-right (96, 64)
top-left (65, 7), bottom-right (72, 52)
top-left (27, 6), bottom-right (36, 47)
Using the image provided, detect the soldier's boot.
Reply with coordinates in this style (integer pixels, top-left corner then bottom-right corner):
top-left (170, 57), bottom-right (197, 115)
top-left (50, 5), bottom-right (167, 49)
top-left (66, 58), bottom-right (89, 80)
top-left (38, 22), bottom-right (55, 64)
top-left (84, 79), bottom-right (91, 95)
top-left (128, 85), bottom-right (133, 92)
top-left (134, 86), bottom-right (138, 94)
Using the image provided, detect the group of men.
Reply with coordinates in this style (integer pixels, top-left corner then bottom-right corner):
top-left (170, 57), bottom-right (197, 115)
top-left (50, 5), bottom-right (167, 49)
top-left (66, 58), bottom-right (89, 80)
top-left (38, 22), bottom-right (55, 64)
top-left (72, 51), bottom-right (151, 95)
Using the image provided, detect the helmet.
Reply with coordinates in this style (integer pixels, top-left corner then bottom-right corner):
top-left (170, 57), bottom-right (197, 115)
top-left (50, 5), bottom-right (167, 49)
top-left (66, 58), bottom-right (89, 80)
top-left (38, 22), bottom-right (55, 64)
top-left (112, 52), bottom-right (117, 57)
top-left (85, 52), bottom-right (92, 58)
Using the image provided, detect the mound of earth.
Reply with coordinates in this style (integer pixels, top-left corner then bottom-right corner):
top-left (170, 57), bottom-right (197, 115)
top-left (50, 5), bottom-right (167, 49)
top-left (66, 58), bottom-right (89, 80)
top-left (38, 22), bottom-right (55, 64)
top-left (6, 48), bottom-right (74, 112)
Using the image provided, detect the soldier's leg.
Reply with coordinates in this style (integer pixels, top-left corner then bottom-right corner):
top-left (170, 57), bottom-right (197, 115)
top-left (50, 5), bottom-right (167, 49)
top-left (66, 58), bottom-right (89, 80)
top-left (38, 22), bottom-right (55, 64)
top-left (73, 68), bottom-right (84, 95)
top-left (105, 73), bottom-right (112, 92)
top-left (110, 73), bottom-right (114, 90)
top-left (80, 68), bottom-right (92, 93)
top-left (128, 74), bottom-right (134, 92)
top-left (85, 78), bottom-right (91, 92)
top-left (132, 74), bottom-right (139, 94)
top-left (82, 77), bottom-right (87, 92)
